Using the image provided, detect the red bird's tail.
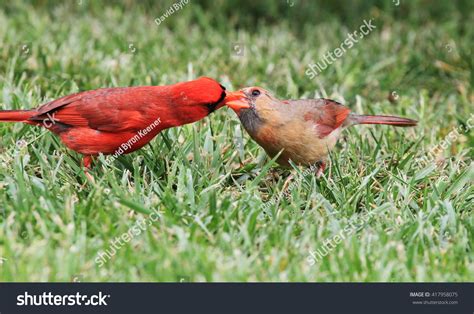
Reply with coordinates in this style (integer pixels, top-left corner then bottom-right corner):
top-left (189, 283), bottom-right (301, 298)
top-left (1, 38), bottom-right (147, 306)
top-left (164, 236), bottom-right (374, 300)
top-left (351, 114), bottom-right (418, 127)
top-left (0, 110), bottom-right (36, 122)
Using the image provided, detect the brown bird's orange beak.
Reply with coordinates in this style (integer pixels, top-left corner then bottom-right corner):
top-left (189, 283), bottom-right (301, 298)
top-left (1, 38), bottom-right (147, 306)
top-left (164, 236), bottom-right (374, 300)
top-left (224, 91), bottom-right (250, 112)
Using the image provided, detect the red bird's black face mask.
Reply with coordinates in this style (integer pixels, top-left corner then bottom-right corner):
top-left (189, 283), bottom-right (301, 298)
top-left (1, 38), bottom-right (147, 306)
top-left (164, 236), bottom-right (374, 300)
top-left (172, 77), bottom-right (226, 113)
top-left (164, 77), bottom-right (227, 127)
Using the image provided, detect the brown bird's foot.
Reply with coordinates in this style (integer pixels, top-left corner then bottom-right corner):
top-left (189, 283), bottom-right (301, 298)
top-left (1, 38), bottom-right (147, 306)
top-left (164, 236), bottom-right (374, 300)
top-left (82, 155), bottom-right (95, 184)
top-left (268, 167), bottom-right (281, 181)
top-left (315, 161), bottom-right (326, 178)
top-left (281, 173), bottom-right (295, 192)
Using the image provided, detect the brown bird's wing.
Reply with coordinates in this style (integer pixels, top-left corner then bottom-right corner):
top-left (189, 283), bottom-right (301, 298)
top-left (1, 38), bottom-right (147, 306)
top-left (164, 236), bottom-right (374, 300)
top-left (29, 87), bottom-right (168, 132)
top-left (284, 98), bottom-right (351, 139)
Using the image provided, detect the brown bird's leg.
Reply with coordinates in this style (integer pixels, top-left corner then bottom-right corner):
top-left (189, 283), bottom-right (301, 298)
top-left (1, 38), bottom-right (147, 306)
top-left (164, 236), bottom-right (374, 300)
top-left (316, 161), bottom-right (326, 178)
top-left (268, 167), bottom-right (281, 181)
top-left (282, 173), bottom-right (295, 191)
top-left (82, 155), bottom-right (95, 183)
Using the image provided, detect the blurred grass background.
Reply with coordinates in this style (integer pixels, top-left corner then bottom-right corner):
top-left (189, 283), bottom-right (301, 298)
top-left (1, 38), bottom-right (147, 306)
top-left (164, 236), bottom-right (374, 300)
top-left (0, 0), bottom-right (472, 281)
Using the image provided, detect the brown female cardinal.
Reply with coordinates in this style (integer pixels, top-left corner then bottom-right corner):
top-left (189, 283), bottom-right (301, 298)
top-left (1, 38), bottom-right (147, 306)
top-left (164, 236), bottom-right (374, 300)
top-left (0, 77), bottom-right (226, 177)
top-left (224, 87), bottom-right (417, 176)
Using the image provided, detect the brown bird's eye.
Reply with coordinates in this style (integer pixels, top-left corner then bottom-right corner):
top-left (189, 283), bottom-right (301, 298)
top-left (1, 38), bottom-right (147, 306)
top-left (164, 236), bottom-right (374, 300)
top-left (251, 89), bottom-right (261, 97)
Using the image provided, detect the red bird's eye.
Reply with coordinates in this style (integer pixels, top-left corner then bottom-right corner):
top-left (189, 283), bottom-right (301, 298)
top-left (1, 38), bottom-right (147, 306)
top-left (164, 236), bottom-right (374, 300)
top-left (251, 89), bottom-right (261, 97)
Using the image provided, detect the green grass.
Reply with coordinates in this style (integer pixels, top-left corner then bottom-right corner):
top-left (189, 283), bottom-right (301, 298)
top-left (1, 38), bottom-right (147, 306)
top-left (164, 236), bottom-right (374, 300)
top-left (0, 1), bottom-right (472, 282)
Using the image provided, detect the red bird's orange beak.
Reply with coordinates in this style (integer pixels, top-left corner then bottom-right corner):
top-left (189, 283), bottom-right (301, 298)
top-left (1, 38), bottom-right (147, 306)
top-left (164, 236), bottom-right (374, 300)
top-left (224, 91), bottom-right (250, 112)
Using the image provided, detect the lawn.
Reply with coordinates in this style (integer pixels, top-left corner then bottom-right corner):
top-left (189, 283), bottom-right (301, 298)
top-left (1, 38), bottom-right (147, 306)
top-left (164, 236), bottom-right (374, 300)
top-left (0, 0), bottom-right (472, 282)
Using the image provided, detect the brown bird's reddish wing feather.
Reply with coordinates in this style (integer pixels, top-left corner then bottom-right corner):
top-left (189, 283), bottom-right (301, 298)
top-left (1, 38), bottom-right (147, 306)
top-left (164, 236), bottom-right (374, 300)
top-left (312, 99), bottom-right (350, 138)
top-left (288, 98), bottom-right (351, 139)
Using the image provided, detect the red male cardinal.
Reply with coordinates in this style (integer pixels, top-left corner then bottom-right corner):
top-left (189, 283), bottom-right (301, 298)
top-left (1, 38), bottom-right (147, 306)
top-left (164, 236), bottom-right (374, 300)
top-left (225, 87), bottom-right (417, 176)
top-left (0, 77), bottom-right (226, 177)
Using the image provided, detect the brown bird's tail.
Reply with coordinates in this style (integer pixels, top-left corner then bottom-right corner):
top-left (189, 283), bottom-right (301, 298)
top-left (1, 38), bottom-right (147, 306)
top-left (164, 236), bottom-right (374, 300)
top-left (351, 114), bottom-right (418, 127)
top-left (0, 110), bottom-right (36, 122)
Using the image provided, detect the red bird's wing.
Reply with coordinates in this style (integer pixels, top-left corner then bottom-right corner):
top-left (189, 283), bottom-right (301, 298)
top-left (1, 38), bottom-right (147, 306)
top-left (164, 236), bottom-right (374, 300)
top-left (30, 86), bottom-right (170, 132)
top-left (286, 98), bottom-right (351, 138)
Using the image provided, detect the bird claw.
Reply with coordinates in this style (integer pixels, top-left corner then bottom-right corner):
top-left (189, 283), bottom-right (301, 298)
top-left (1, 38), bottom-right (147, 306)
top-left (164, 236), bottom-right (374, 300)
top-left (282, 174), bottom-right (294, 191)
top-left (84, 170), bottom-right (95, 183)
top-left (81, 155), bottom-right (95, 185)
top-left (315, 161), bottom-right (326, 178)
